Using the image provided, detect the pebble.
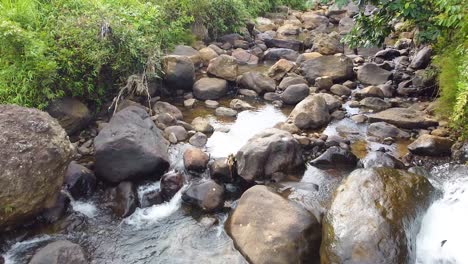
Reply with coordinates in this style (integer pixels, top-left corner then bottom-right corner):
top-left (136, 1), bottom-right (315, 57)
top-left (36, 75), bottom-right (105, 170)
top-left (205, 100), bottom-right (219, 109)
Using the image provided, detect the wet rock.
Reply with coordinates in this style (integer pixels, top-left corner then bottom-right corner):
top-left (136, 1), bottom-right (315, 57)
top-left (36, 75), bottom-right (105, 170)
top-left (367, 122), bottom-right (410, 139)
top-left (312, 32), bottom-right (343, 55)
top-left (368, 108), bottom-right (438, 129)
top-left (278, 76), bottom-right (308, 90)
top-left (359, 97), bottom-right (391, 111)
top-left (267, 59), bottom-right (295, 81)
top-left (207, 55), bottom-right (238, 81)
top-left (358, 151), bottom-right (405, 169)
top-left (199, 47), bottom-right (219, 65)
top-left (46, 97), bottom-right (91, 135)
top-left (351, 114), bottom-right (368, 123)
top-left (330, 84), bottom-right (351, 96)
top-left (29, 240), bottom-right (87, 264)
top-left (105, 181), bottom-right (139, 218)
top-left (153, 101), bottom-right (183, 120)
top-left (160, 171), bottom-right (184, 201)
top-left (94, 106), bottom-right (169, 183)
top-left (204, 100), bottom-right (219, 109)
top-left (0, 105), bottom-right (75, 229)
top-left (162, 55), bottom-right (195, 90)
top-left (311, 146), bottom-right (357, 169)
top-left (316, 93), bottom-right (342, 112)
top-left (189, 132), bottom-right (208, 147)
top-left (357, 63), bottom-right (392, 85)
top-left (452, 141), bottom-right (468, 162)
top-left (193, 77), bottom-right (228, 100)
top-left (183, 148), bottom-right (209, 172)
top-left (184, 98), bottom-right (196, 108)
top-left (238, 72), bottom-right (276, 94)
top-left (343, 80), bottom-right (357, 89)
top-left (300, 55), bottom-right (354, 83)
top-left (232, 49), bottom-right (259, 65)
top-left (215, 107), bottom-right (237, 117)
top-left (321, 168), bottom-right (434, 264)
top-left (236, 128), bottom-right (303, 182)
top-left (408, 134), bottom-right (453, 156)
top-left (264, 48), bottom-right (299, 61)
top-left (41, 193), bottom-right (70, 223)
top-left (64, 161), bottom-right (97, 199)
top-left (191, 117), bottom-right (214, 134)
top-left (264, 38), bottom-right (303, 51)
top-left (239, 89), bottom-right (258, 98)
top-left (315, 76), bottom-right (334, 90)
top-left (410, 46), bottom-right (432, 69)
top-left (164, 125), bottom-right (188, 142)
top-left (210, 158), bottom-right (234, 183)
top-left (288, 95), bottom-right (331, 130)
top-left (140, 190), bottom-right (163, 208)
top-left (280, 84), bottom-right (310, 104)
top-left (356, 86), bottom-right (384, 98)
top-left (182, 179), bottom-right (224, 212)
top-left (227, 185), bottom-right (321, 264)
top-left (230, 99), bottom-right (254, 111)
top-left (208, 44), bottom-right (227, 55)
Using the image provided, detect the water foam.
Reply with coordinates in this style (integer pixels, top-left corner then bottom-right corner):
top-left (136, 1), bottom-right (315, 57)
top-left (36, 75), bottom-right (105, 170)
top-left (3, 235), bottom-right (52, 264)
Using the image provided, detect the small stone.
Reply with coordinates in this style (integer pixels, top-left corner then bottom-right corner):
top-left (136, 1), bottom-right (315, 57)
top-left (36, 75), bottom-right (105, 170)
top-left (205, 100), bottom-right (219, 109)
top-left (215, 107), bottom-right (238, 117)
top-left (184, 98), bottom-right (196, 108)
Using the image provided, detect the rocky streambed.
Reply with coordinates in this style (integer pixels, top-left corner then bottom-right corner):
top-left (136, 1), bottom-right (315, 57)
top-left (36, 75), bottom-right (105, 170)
top-left (1, 3), bottom-right (468, 264)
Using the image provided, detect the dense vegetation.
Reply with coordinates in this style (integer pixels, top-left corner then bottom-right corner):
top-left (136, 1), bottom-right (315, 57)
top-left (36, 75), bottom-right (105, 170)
top-left (0, 0), bottom-right (306, 109)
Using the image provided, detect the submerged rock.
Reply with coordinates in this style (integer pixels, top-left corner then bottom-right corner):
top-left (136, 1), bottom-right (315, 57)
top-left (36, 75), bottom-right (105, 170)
top-left (105, 181), bottom-right (139, 218)
top-left (368, 108), bottom-right (438, 129)
top-left (182, 179), bottom-right (224, 212)
top-left (160, 171), bottom-right (184, 201)
top-left (227, 185), bottom-right (321, 264)
top-left (46, 97), bottom-right (91, 135)
top-left (288, 95), bottom-right (330, 130)
top-left (358, 151), bottom-right (406, 169)
top-left (29, 240), bottom-right (88, 264)
top-left (236, 128), bottom-right (304, 182)
top-left (94, 107), bottom-right (169, 183)
top-left (321, 168), bottom-right (434, 264)
top-left (0, 105), bottom-right (75, 230)
top-left (408, 134), bottom-right (453, 156)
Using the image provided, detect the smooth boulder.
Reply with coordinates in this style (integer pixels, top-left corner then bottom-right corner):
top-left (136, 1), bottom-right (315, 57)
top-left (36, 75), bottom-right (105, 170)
top-left (182, 179), bottom-right (224, 212)
top-left (408, 134), bottom-right (453, 156)
top-left (29, 240), bottom-right (87, 264)
top-left (357, 63), bottom-right (392, 85)
top-left (207, 55), bottom-right (238, 81)
top-left (46, 97), bottom-right (91, 135)
top-left (288, 95), bottom-right (331, 130)
top-left (280, 84), bottom-right (310, 105)
top-left (300, 55), bottom-right (354, 83)
top-left (238, 72), bottom-right (276, 94)
top-left (193, 77), bottom-right (228, 100)
top-left (310, 146), bottom-right (357, 169)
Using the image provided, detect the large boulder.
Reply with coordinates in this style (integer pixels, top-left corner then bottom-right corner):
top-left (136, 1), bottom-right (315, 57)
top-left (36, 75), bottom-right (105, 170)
top-left (302, 13), bottom-right (329, 30)
top-left (267, 59), bottom-right (295, 81)
top-left (312, 32), bottom-right (343, 55)
top-left (207, 55), bottom-right (238, 81)
top-left (410, 46), bottom-right (432, 69)
top-left (300, 55), bottom-right (354, 83)
top-left (367, 122), bottom-right (410, 139)
top-left (0, 105), bottom-right (75, 229)
top-left (357, 63), bottom-right (392, 85)
top-left (182, 179), bottom-right (224, 212)
top-left (321, 168), bottom-right (434, 264)
top-left (238, 72), bottom-right (276, 94)
top-left (29, 240), bottom-right (87, 264)
top-left (46, 97), bottom-right (91, 135)
top-left (236, 128), bottom-right (304, 182)
top-left (94, 106), bottom-right (169, 183)
top-left (280, 84), bottom-right (310, 105)
top-left (162, 55), bottom-right (195, 90)
top-left (264, 48), bottom-right (299, 61)
top-left (232, 49), bottom-right (259, 65)
top-left (288, 95), bottom-right (331, 130)
top-left (368, 108), bottom-right (438, 129)
top-left (193, 77), bottom-right (228, 100)
top-left (408, 134), bottom-right (453, 156)
top-left (227, 185), bottom-right (321, 264)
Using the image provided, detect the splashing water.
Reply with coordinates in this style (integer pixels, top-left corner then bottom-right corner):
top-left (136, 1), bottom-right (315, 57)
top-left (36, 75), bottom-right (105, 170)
top-left (61, 190), bottom-right (98, 218)
top-left (2, 235), bottom-right (53, 264)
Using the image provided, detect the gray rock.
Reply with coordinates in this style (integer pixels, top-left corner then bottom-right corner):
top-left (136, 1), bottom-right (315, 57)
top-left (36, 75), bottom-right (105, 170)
top-left (264, 48), bottom-right (299, 61)
top-left (300, 55), bottom-right (354, 83)
top-left (368, 108), bottom-right (438, 129)
top-left (238, 72), bottom-right (276, 94)
top-left (315, 76), bottom-right (334, 90)
top-left (359, 97), bottom-right (391, 111)
top-left (64, 162), bottom-right (97, 199)
top-left (207, 55), bottom-right (238, 81)
top-left (264, 38), bottom-right (303, 51)
top-left (310, 146), bottom-right (357, 169)
top-left (189, 132), bottom-right (208, 147)
top-left (105, 181), bottom-right (139, 218)
top-left (29, 240), bottom-right (87, 264)
top-left (280, 84), bottom-right (310, 104)
top-left (357, 63), bottom-right (392, 85)
top-left (367, 122), bottom-right (410, 139)
top-left (153, 101), bottom-right (183, 120)
top-left (408, 134), bottom-right (453, 156)
top-left (191, 117), bottom-right (214, 133)
top-left (162, 55), bottom-right (195, 90)
top-left (182, 179), bottom-right (224, 212)
top-left (46, 97), bottom-right (91, 135)
top-left (164, 125), bottom-right (188, 142)
top-left (410, 46), bottom-right (432, 69)
top-left (288, 95), bottom-right (331, 129)
top-left (330, 84), bottom-right (351, 96)
top-left (278, 76), bottom-right (308, 90)
top-left (215, 107), bottom-right (237, 117)
top-left (359, 151), bottom-right (405, 169)
top-left (230, 99), bottom-right (254, 111)
top-left (193, 78), bottom-right (228, 100)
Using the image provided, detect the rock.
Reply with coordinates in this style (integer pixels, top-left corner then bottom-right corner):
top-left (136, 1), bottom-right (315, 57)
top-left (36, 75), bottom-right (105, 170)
top-left (232, 49), bottom-right (259, 65)
top-left (160, 171), bottom-right (184, 201)
top-left (255, 17), bottom-right (277, 32)
top-left (357, 63), bottom-right (392, 85)
top-left (288, 95), bottom-right (331, 129)
top-left (315, 76), bottom-right (333, 90)
top-left (46, 97), bottom-right (91, 135)
top-left (105, 181), bottom-right (139, 218)
top-left (356, 86), bottom-right (384, 98)
top-left (207, 55), bottom-right (238, 81)
top-left (368, 108), bottom-right (438, 129)
top-left (343, 80), bottom-right (357, 89)
top-left (359, 151), bottom-right (405, 169)
top-left (367, 122), bottom-right (410, 139)
top-left (153, 101), bottom-right (183, 120)
top-left (189, 132), bottom-right (208, 147)
top-left (278, 76), bottom-right (307, 90)
top-left (359, 97), bottom-right (391, 111)
top-left (408, 134), bottom-right (453, 156)
top-left (264, 92), bottom-right (281, 101)
top-left (280, 84), bottom-right (310, 104)
top-left (302, 13), bottom-right (329, 30)
top-left (199, 47), bottom-right (219, 65)
top-left (331, 110), bottom-right (346, 120)
top-left (140, 190), bottom-right (163, 208)
top-left (236, 128), bottom-right (303, 182)
top-left (182, 179), bottom-right (224, 212)
top-left (410, 46), bottom-right (432, 69)
top-left (264, 48), bottom-right (299, 61)
top-left (239, 89), bottom-right (258, 98)
top-left (351, 114), bottom-right (368, 123)
top-left (296, 52), bottom-right (323, 64)
top-left (227, 185), bottom-right (321, 264)
top-left (238, 72), bottom-right (276, 94)
top-left (94, 107), bottom-right (169, 183)
top-left (277, 23), bottom-right (300, 35)
top-left (330, 84), bottom-right (351, 96)
top-left (210, 158), bottom-right (233, 183)
top-left (310, 146), bottom-right (357, 169)
top-left (184, 148), bottom-right (209, 172)
top-left (64, 162), bottom-right (97, 199)
top-left (204, 100), bottom-right (219, 109)
top-left (29, 240), bottom-right (87, 264)
top-left (164, 125), bottom-right (188, 142)
top-left (193, 77), bottom-right (228, 100)
top-left (152, 113), bottom-right (176, 130)
top-left (312, 32), bottom-right (343, 55)
top-left (267, 59), bottom-right (295, 81)
top-left (162, 55), bottom-right (195, 90)
top-left (321, 168), bottom-right (434, 264)
top-left (338, 16), bottom-right (354, 34)
top-left (208, 44), bottom-right (227, 55)
top-left (184, 98), bottom-right (196, 108)
top-left (375, 48), bottom-right (401, 60)
top-left (41, 192), bottom-right (70, 223)
top-left (230, 99), bottom-right (254, 111)
top-left (0, 105), bottom-right (74, 229)
top-left (301, 55), bottom-right (354, 83)
top-left (215, 107), bottom-right (237, 117)
top-left (431, 127), bottom-right (450, 137)
top-left (191, 117), bottom-right (214, 133)
top-left (264, 38), bottom-right (303, 51)
top-left (172, 45), bottom-right (201, 65)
